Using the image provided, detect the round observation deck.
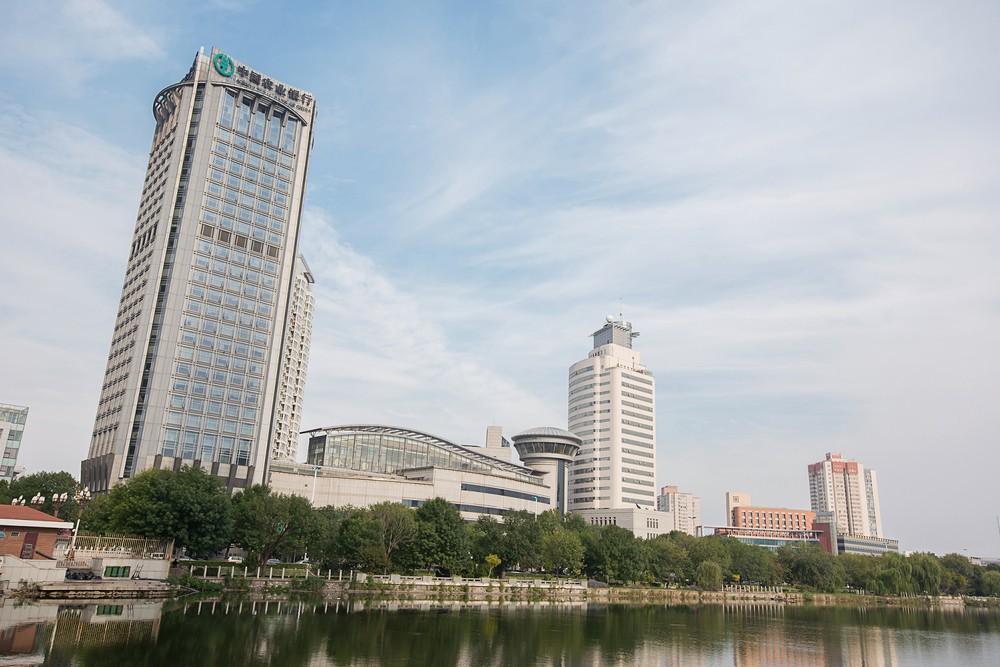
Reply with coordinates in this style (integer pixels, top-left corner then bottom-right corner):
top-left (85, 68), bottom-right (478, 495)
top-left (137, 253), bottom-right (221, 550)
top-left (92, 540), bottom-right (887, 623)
top-left (511, 427), bottom-right (582, 462)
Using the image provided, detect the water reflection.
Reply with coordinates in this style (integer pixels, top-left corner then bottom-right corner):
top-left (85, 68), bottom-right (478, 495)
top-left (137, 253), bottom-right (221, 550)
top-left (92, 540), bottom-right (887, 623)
top-left (0, 597), bottom-right (997, 666)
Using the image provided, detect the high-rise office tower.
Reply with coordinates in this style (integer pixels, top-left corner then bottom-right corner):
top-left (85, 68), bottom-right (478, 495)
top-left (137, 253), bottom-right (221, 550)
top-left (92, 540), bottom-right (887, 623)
top-left (270, 255), bottom-right (315, 462)
top-left (567, 316), bottom-right (657, 510)
top-left (0, 404), bottom-right (29, 483)
top-left (81, 48), bottom-right (316, 492)
top-left (807, 452), bottom-right (883, 537)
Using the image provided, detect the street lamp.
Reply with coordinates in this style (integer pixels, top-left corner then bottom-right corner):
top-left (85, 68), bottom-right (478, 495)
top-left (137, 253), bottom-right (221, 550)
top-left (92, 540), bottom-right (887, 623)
top-left (51, 492), bottom-right (69, 519)
top-left (68, 487), bottom-right (92, 561)
top-left (310, 465), bottom-right (321, 504)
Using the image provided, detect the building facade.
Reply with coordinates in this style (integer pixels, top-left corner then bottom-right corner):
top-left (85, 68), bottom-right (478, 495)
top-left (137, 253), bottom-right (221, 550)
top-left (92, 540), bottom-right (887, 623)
top-left (702, 525), bottom-right (823, 552)
top-left (567, 316), bottom-right (657, 510)
top-left (813, 520), bottom-right (899, 556)
top-left (282, 425), bottom-right (552, 520)
top-left (0, 404), bottom-right (28, 483)
top-left (656, 485), bottom-right (701, 535)
top-left (81, 49), bottom-right (316, 492)
top-left (807, 453), bottom-right (883, 538)
top-left (270, 255), bottom-right (315, 462)
top-left (574, 507), bottom-right (673, 540)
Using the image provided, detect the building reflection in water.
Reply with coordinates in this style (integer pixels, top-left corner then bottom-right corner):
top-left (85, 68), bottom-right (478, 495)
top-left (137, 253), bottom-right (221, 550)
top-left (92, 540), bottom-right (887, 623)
top-left (2, 598), bottom-right (995, 666)
top-left (0, 598), bottom-right (164, 665)
top-left (728, 603), bottom-right (899, 667)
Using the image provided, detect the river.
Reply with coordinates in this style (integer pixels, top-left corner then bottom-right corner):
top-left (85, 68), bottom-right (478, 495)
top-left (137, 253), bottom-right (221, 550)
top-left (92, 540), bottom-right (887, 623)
top-left (4, 598), bottom-right (998, 666)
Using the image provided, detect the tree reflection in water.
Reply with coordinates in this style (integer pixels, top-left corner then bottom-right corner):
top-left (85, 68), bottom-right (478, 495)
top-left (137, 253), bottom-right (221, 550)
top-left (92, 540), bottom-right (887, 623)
top-left (23, 599), bottom-right (1000, 667)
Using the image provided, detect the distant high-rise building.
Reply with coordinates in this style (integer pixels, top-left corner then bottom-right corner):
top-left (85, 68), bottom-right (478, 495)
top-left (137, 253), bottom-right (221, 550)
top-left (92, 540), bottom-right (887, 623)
top-left (81, 48), bottom-right (316, 492)
top-left (0, 404), bottom-right (29, 483)
top-left (807, 452), bottom-right (883, 537)
top-left (567, 316), bottom-right (657, 510)
top-left (726, 491), bottom-right (752, 522)
top-left (270, 255), bottom-right (315, 462)
top-left (656, 485), bottom-right (701, 535)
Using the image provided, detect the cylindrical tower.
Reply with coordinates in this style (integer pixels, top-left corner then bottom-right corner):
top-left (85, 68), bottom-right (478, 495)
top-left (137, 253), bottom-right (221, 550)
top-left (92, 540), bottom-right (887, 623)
top-left (511, 427), bottom-right (582, 514)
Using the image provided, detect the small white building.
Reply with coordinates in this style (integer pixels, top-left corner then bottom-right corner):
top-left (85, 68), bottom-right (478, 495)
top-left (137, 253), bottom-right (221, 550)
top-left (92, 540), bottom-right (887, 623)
top-left (573, 507), bottom-right (674, 540)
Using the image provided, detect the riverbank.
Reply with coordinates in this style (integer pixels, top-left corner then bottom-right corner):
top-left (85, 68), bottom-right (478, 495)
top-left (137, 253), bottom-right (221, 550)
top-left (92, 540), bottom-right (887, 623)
top-left (7, 570), bottom-right (990, 610)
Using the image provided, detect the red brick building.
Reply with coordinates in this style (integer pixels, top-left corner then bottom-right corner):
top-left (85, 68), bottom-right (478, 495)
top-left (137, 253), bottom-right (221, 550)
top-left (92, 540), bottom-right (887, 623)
top-left (0, 506), bottom-right (74, 560)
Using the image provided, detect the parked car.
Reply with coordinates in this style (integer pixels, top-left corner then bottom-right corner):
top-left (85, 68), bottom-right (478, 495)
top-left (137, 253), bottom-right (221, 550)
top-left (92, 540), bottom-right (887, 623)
top-left (266, 558), bottom-right (281, 565)
top-left (226, 556), bottom-right (244, 563)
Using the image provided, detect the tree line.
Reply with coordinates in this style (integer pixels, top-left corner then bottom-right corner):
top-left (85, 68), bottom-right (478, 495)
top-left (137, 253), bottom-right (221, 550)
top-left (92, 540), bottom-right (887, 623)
top-left (4, 467), bottom-right (998, 597)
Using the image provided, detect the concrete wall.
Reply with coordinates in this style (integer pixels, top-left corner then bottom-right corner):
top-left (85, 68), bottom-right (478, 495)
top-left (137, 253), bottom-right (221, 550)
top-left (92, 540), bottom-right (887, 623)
top-left (0, 555), bottom-right (66, 590)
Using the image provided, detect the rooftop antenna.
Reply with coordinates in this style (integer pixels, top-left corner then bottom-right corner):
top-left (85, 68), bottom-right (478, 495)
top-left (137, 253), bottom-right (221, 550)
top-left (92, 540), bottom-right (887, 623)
top-left (618, 297), bottom-right (623, 321)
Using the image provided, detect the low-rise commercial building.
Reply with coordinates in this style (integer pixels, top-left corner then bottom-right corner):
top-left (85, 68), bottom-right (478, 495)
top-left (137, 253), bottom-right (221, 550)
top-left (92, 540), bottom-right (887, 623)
top-left (702, 525), bottom-right (823, 552)
top-left (269, 425), bottom-right (553, 520)
top-left (813, 519), bottom-right (900, 556)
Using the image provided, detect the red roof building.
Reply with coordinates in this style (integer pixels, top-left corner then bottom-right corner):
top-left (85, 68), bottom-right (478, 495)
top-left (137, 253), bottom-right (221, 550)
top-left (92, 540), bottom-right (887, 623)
top-left (0, 506), bottom-right (74, 560)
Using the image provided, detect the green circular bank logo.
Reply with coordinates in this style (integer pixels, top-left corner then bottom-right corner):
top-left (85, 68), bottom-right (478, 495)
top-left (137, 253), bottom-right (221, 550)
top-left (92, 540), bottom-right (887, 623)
top-left (213, 53), bottom-right (235, 77)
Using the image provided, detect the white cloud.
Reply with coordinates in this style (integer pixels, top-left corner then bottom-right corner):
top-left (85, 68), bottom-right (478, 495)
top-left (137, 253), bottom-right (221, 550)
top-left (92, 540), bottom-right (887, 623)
top-left (0, 0), bottom-right (164, 86)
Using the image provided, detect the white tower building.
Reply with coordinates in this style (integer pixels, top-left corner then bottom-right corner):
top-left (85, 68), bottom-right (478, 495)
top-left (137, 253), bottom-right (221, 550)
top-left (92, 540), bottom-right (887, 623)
top-left (81, 48), bottom-right (316, 492)
top-left (567, 316), bottom-right (657, 510)
top-left (807, 452), bottom-right (883, 538)
top-left (270, 255), bottom-right (315, 462)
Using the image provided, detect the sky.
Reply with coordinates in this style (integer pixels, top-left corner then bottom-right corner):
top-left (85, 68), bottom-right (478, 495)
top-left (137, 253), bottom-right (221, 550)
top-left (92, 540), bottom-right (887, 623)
top-left (1, 0), bottom-right (998, 557)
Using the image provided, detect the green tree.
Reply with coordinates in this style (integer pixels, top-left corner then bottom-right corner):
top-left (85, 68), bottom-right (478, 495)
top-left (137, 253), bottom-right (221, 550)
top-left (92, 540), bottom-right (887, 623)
top-left (500, 510), bottom-right (541, 571)
top-left (729, 541), bottom-right (780, 585)
top-left (687, 536), bottom-right (733, 579)
top-left (939, 553), bottom-right (974, 595)
top-left (776, 543), bottom-right (844, 592)
top-left (646, 535), bottom-right (690, 585)
top-left (89, 467), bottom-right (232, 556)
top-left (841, 553), bottom-right (881, 593)
top-left (370, 502), bottom-right (418, 569)
top-left (414, 498), bottom-right (468, 574)
top-left (335, 510), bottom-right (385, 571)
top-left (696, 560), bottom-right (723, 591)
top-left (2, 471), bottom-right (82, 521)
top-left (485, 553), bottom-right (501, 578)
top-left (981, 571), bottom-right (1000, 597)
top-left (468, 516), bottom-right (505, 575)
top-left (310, 505), bottom-right (356, 569)
top-left (330, 502), bottom-right (419, 572)
top-left (908, 552), bottom-right (943, 595)
top-left (231, 484), bottom-right (317, 567)
top-left (588, 525), bottom-right (646, 585)
top-left (876, 552), bottom-right (914, 595)
top-left (540, 527), bottom-right (584, 575)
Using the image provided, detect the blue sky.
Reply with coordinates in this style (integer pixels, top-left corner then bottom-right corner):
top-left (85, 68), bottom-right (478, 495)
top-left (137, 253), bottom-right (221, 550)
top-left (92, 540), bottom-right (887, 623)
top-left (2, 0), bottom-right (999, 556)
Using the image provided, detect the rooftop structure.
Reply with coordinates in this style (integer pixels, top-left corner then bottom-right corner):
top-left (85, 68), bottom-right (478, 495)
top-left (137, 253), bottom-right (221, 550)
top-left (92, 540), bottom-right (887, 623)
top-left (511, 427), bottom-right (582, 514)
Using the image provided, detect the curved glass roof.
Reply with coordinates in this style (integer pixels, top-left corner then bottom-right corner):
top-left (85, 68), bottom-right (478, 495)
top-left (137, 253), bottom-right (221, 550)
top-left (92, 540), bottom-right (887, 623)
top-left (304, 424), bottom-right (541, 481)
